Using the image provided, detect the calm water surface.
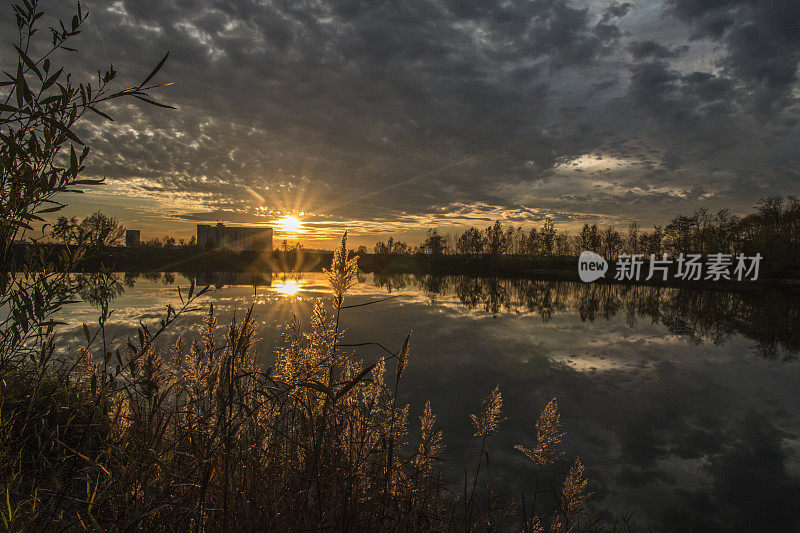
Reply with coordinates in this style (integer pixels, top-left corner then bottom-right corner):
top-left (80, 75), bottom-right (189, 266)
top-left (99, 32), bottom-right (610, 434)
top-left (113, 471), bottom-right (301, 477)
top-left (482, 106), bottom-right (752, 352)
top-left (57, 271), bottom-right (800, 531)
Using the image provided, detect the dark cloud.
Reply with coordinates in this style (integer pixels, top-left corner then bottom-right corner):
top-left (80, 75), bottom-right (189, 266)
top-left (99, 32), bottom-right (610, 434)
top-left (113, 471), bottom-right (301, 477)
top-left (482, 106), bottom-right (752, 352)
top-left (667, 0), bottom-right (800, 113)
top-left (629, 40), bottom-right (687, 60)
top-left (681, 72), bottom-right (735, 102)
top-left (602, 1), bottom-right (632, 21)
top-left (627, 61), bottom-right (683, 115)
top-left (590, 78), bottom-right (618, 92)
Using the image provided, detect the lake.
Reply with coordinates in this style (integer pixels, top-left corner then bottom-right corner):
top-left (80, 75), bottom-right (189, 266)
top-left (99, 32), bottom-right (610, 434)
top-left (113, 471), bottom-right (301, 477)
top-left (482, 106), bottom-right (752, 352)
top-left (57, 271), bottom-right (800, 531)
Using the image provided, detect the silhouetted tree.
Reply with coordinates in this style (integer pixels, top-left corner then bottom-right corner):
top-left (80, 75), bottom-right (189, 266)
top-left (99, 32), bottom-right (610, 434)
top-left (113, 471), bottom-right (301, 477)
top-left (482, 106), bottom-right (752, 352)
top-left (50, 212), bottom-right (123, 250)
top-left (601, 226), bottom-right (622, 259)
top-left (51, 216), bottom-right (82, 245)
top-left (526, 227), bottom-right (539, 255)
top-left (457, 226), bottom-right (485, 257)
top-left (420, 228), bottom-right (447, 255)
top-left (540, 220), bottom-right (556, 255)
top-left (665, 214), bottom-right (697, 254)
top-left (485, 221), bottom-right (505, 257)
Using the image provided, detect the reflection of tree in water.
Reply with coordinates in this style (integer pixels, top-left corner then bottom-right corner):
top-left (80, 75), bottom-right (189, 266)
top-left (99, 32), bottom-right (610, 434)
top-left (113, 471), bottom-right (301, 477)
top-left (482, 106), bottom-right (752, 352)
top-left (416, 274), bottom-right (450, 305)
top-left (75, 272), bottom-right (125, 308)
top-left (193, 271), bottom-right (273, 291)
top-left (373, 274), bottom-right (799, 360)
top-left (372, 272), bottom-right (412, 293)
top-left (480, 278), bottom-right (510, 316)
top-left (142, 271), bottom-right (162, 282)
top-left (455, 277), bottom-right (483, 310)
top-left (659, 289), bottom-right (740, 346)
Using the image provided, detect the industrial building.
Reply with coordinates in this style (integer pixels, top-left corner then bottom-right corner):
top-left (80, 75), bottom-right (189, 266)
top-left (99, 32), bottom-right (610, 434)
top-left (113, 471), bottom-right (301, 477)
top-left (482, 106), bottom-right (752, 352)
top-left (197, 222), bottom-right (272, 251)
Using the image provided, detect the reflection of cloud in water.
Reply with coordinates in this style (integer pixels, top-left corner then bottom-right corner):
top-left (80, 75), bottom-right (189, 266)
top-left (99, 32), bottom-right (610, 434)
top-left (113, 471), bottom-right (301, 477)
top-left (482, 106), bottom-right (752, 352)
top-left (55, 272), bottom-right (799, 531)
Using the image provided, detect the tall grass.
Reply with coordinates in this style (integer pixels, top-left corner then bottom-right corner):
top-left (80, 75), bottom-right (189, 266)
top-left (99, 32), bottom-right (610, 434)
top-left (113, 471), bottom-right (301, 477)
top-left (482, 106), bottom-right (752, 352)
top-left (0, 234), bottom-right (630, 531)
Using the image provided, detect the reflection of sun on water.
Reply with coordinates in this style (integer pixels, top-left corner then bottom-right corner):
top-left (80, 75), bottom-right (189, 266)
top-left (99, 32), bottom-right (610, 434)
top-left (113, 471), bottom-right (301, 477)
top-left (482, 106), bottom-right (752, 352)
top-left (274, 279), bottom-right (301, 296)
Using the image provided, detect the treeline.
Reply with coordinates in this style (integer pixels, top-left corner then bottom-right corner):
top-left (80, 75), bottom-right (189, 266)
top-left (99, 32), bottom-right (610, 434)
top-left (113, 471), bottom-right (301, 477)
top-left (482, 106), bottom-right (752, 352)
top-left (52, 213), bottom-right (196, 248)
top-left (8, 242), bottom-right (332, 273)
top-left (34, 213), bottom-right (329, 272)
top-left (375, 219), bottom-right (568, 257)
top-left (374, 197), bottom-right (800, 275)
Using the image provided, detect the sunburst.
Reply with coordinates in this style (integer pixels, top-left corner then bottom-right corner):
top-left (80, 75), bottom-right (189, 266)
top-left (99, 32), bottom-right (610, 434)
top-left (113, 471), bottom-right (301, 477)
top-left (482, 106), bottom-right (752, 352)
top-left (277, 215), bottom-right (302, 233)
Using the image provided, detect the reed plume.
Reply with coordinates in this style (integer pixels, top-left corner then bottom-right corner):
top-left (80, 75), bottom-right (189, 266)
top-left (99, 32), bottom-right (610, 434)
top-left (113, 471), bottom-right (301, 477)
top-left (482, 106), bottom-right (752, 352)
top-left (561, 457), bottom-right (590, 524)
top-left (549, 513), bottom-right (562, 532)
top-left (396, 327), bottom-right (413, 383)
top-left (324, 230), bottom-right (359, 306)
top-left (415, 400), bottom-right (444, 473)
top-left (527, 514), bottom-right (544, 533)
top-left (470, 385), bottom-right (504, 437)
top-left (514, 397), bottom-right (564, 466)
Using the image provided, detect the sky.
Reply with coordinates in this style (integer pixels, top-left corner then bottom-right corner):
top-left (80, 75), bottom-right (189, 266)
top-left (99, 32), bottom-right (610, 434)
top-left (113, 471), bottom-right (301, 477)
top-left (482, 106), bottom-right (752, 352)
top-left (4, 0), bottom-right (800, 248)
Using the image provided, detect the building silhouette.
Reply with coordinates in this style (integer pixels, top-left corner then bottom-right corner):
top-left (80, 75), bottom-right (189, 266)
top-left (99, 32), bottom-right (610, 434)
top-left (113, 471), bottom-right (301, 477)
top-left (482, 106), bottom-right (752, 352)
top-left (197, 222), bottom-right (273, 251)
top-left (125, 229), bottom-right (140, 247)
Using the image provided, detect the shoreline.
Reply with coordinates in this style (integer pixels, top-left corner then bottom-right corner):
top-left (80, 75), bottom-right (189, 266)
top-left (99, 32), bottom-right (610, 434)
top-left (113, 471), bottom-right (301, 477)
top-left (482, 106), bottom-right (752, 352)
top-left (8, 244), bottom-right (800, 290)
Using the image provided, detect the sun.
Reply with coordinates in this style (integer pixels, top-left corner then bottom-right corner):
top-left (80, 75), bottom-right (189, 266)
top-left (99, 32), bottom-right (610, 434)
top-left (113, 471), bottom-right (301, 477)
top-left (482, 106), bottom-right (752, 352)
top-left (277, 215), bottom-right (302, 233)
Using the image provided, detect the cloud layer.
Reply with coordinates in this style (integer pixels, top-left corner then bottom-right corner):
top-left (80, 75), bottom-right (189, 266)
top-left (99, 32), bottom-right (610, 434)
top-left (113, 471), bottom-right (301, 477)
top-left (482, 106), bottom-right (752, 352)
top-left (2, 0), bottom-right (799, 244)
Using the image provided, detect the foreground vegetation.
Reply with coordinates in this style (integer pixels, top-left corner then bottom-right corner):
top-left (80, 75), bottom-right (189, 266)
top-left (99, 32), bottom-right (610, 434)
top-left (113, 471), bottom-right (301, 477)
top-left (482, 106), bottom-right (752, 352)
top-left (2, 235), bottom-right (625, 531)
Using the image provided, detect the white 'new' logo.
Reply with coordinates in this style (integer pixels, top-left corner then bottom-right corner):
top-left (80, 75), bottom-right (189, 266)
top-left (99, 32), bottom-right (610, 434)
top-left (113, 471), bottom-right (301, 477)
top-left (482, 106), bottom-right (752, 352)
top-left (578, 251), bottom-right (607, 282)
